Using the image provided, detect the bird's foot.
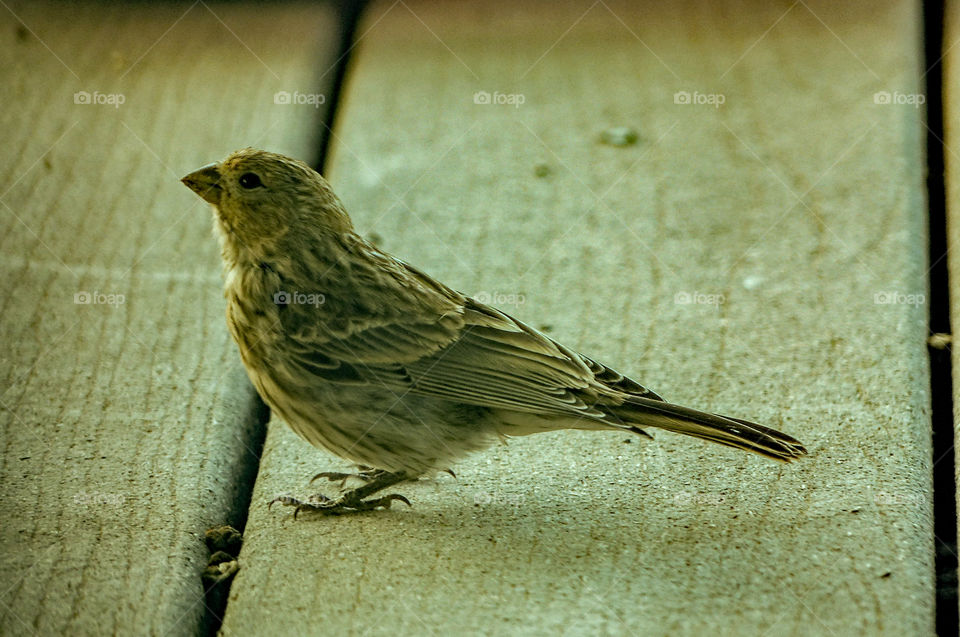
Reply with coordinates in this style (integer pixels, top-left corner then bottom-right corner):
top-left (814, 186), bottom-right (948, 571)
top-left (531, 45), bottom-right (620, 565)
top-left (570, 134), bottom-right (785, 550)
top-left (270, 469), bottom-right (411, 518)
top-left (269, 491), bottom-right (410, 519)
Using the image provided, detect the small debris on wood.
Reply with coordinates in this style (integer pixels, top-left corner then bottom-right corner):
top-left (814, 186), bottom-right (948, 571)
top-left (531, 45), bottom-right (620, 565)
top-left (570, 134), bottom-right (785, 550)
top-left (202, 526), bottom-right (242, 634)
top-left (203, 552), bottom-right (240, 589)
top-left (203, 526), bottom-right (242, 589)
top-left (599, 126), bottom-right (639, 147)
top-left (927, 333), bottom-right (951, 349)
top-left (204, 525), bottom-right (242, 555)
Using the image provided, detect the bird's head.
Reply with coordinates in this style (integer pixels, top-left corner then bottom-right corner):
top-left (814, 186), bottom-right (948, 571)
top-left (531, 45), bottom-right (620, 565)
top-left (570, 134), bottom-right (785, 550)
top-left (181, 148), bottom-right (352, 263)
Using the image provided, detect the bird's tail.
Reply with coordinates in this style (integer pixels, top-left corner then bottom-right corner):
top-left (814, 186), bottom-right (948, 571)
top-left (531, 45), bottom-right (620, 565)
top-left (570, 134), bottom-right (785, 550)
top-left (613, 396), bottom-right (807, 461)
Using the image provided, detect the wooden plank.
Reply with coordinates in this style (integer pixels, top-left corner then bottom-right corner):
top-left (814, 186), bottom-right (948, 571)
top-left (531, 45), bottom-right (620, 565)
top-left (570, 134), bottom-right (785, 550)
top-left (0, 3), bottom-right (338, 635)
top-left (223, 0), bottom-right (934, 634)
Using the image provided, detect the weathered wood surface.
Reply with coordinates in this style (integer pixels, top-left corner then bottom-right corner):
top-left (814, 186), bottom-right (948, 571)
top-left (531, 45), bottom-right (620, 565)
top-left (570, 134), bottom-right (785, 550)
top-left (222, 1), bottom-right (934, 635)
top-left (0, 3), bottom-right (337, 635)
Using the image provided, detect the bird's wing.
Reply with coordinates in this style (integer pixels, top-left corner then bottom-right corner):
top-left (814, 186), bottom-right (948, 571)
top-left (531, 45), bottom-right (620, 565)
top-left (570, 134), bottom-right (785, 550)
top-left (281, 290), bottom-right (661, 418)
top-left (402, 299), bottom-right (663, 416)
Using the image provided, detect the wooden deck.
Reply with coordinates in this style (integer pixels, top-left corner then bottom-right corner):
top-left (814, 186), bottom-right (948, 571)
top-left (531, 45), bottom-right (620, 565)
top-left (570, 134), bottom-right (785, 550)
top-left (0, 1), bottom-right (948, 635)
top-left (0, 3), bottom-right (339, 634)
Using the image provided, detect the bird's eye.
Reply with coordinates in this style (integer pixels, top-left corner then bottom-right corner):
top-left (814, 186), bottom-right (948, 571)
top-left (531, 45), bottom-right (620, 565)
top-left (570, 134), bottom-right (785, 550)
top-left (239, 173), bottom-right (263, 189)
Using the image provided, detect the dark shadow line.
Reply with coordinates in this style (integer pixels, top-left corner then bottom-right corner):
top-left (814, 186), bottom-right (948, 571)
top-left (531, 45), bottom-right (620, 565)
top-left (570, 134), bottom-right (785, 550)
top-left (202, 2), bottom-right (369, 633)
top-left (314, 0), bottom-right (369, 172)
top-left (923, 1), bottom-right (958, 634)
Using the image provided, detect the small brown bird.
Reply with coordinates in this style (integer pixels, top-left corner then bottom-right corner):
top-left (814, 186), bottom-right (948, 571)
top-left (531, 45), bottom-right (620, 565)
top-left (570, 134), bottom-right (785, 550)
top-left (182, 148), bottom-right (806, 515)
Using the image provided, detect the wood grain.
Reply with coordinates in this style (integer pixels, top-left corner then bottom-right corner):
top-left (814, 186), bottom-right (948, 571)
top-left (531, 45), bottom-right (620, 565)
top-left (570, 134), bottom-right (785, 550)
top-left (0, 3), bottom-right (337, 634)
top-left (223, 1), bottom-right (934, 635)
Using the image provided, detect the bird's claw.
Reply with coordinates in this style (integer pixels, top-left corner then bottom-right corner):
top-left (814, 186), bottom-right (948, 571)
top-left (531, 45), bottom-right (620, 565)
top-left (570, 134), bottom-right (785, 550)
top-left (310, 471), bottom-right (352, 483)
top-left (270, 492), bottom-right (411, 519)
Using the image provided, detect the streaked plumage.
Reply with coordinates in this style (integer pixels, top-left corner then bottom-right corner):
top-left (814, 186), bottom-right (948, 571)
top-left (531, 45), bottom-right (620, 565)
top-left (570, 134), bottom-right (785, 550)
top-left (182, 148), bottom-right (805, 513)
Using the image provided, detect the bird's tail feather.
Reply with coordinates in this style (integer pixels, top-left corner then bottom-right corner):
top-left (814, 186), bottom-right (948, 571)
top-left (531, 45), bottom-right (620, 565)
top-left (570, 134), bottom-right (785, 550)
top-left (615, 397), bottom-right (807, 461)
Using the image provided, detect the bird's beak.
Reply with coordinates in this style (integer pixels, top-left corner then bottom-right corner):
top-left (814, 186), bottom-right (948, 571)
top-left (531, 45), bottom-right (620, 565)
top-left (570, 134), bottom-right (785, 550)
top-left (181, 163), bottom-right (222, 205)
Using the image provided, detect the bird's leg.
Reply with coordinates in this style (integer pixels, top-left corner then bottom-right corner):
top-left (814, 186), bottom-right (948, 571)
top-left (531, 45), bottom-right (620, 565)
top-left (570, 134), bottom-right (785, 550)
top-left (310, 465), bottom-right (381, 485)
top-left (269, 470), bottom-right (411, 518)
